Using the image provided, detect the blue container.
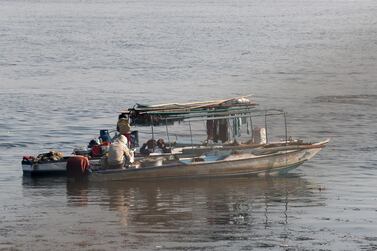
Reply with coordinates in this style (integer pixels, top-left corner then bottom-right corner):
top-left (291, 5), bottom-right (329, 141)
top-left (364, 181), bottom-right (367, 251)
top-left (99, 130), bottom-right (111, 143)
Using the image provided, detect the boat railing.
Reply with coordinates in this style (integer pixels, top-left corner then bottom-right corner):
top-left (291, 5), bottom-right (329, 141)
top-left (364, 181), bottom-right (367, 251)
top-left (132, 107), bottom-right (290, 159)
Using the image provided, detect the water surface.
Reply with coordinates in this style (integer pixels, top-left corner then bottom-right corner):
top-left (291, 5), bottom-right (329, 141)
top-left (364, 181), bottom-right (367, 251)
top-left (1, 0), bottom-right (377, 250)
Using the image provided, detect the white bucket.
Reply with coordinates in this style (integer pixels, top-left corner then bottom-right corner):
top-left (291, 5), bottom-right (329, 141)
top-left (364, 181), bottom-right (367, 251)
top-left (252, 127), bottom-right (267, 144)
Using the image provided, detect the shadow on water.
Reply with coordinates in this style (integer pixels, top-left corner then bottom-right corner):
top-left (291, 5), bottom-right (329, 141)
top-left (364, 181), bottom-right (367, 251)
top-left (313, 94), bottom-right (377, 106)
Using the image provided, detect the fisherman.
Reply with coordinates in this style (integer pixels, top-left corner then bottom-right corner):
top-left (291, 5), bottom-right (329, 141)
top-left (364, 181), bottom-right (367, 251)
top-left (140, 138), bottom-right (171, 155)
top-left (102, 135), bottom-right (134, 169)
top-left (156, 138), bottom-right (171, 153)
top-left (117, 113), bottom-right (132, 144)
top-left (140, 139), bottom-right (157, 155)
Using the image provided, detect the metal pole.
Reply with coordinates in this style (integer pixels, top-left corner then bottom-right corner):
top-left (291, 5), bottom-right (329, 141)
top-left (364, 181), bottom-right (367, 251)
top-left (248, 108), bottom-right (253, 142)
top-left (283, 112), bottom-right (288, 145)
top-left (151, 116), bottom-right (154, 140)
top-left (249, 116), bottom-right (253, 141)
top-left (283, 112), bottom-right (288, 167)
top-left (189, 121), bottom-right (194, 149)
top-left (264, 111), bottom-right (268, 144)
top-left (228, 118), bottom-right (231, 142)
top-left (165, 118), bottom-right (170, 146)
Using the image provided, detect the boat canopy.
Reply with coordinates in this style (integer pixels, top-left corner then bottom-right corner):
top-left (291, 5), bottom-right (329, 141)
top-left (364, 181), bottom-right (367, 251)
top-left (122, 96), bottom-right (258, 126)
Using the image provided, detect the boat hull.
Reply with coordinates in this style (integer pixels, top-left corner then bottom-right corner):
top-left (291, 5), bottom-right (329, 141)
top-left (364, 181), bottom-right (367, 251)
top-left (22, 161), bottom-right (67, 176)
top-left (87, 144), bottom-right (325, 182)
top-left (22, 158), bottom-right (102, 177)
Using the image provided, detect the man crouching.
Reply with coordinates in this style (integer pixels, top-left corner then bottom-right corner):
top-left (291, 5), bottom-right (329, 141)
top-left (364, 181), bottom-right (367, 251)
top-left (101, 135), bottom-right (134, 169)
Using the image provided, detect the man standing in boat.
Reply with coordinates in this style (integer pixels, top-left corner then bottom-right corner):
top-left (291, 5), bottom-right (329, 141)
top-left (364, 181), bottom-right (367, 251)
top-left (117, 113), bottom-right (132, 145)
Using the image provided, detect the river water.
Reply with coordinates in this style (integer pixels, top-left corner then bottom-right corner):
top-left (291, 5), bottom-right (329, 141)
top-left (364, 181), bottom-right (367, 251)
top-left (1, 0), bottom-right (377, 250)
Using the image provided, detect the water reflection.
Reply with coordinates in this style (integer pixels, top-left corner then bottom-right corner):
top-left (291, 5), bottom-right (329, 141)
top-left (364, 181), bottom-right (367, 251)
top-left (20, 175), bottom-right (326, 249)
top-left (22, 175), bottom-right (325, 229)
top-left (65, 175), bottom-right (324, 245)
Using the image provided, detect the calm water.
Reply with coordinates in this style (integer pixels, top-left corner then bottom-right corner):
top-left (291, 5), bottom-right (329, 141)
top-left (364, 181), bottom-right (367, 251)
top-left (1, 0), bottom-right (377, 250)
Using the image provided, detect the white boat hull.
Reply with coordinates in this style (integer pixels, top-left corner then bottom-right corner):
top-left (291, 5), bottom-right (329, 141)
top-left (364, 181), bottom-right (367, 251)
top-left (87, 140), bottom-right (328, 182)
top-left (22, 157), bottom-right (102, 176)
top-left (22, 161), bottom-right (67, 176)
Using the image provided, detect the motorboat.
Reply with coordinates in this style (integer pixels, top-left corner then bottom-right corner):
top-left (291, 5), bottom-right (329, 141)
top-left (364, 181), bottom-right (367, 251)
top-left (68, 96), bottom-right (329, 181)
top-left (22, 96), bottom-right (329, 180)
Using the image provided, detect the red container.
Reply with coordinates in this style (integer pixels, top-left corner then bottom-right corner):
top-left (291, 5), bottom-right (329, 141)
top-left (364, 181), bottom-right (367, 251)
top-left (91, 145), bottom-right (102, 157)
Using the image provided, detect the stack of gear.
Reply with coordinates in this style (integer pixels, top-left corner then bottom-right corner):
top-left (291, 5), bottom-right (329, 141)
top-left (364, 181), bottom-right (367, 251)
top-left (35, 151), bottom-right (64, 162)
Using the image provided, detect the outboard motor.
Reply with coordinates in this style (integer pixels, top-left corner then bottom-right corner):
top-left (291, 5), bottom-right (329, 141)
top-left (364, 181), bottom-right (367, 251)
top-left (67, 156), bottom-right (90, 179)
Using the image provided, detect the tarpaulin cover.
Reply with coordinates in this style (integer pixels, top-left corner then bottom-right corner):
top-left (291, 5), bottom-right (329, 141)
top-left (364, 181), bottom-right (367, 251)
top-left (66, 156), bottom-right (90, 178)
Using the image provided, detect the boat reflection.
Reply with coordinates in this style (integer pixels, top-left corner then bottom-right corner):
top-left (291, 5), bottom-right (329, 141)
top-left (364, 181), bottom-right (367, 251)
top-left (65, 175), bottom-right (326, 229)
top-left (21, 175), bottom-right (326, 249)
